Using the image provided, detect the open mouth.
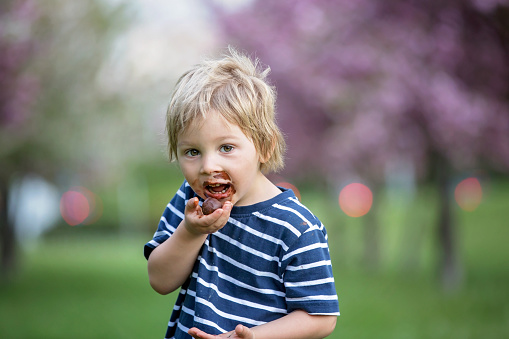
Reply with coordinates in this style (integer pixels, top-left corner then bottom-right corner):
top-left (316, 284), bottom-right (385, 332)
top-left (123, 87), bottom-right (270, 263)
top-left (204, 182), bottom-right (234, 200)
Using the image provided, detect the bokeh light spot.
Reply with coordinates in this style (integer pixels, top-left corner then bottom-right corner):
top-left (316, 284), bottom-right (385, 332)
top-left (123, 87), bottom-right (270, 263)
top-left (276, 182), bottom-right (301, 201)
top-left (79, 186), bottom-right (103, 225)
top-left (455, 177), bottom-right (482, 212)
top-left (60, 189), bottom-right (90, 226)
top-left (339, 183), bottom-right (373, 217)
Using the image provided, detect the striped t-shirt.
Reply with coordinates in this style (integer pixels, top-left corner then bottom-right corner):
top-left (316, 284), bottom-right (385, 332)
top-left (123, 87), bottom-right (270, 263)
top-left (144, 181), bottom-right (340, 339)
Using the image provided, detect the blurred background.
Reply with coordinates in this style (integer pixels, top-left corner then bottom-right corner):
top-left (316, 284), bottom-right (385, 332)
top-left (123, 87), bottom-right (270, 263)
top-left (1, 0), bottom-right (509, 338)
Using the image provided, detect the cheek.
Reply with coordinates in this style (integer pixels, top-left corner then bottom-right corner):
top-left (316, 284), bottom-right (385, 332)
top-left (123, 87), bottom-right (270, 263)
top-left (178, 159), bottom-right (196, 173)
top-left (187, 179), bottom-right (206, 199)
top-left (179, 163), bottom-right (199, 184)
top-left (179, 165), bottom-right (192, 177)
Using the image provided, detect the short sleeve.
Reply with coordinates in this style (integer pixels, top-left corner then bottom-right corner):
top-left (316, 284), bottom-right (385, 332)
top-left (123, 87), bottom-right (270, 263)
top-left (144, 181), bottom-right (197, 260)
top-left (281, 225), bottom-right (340, 315)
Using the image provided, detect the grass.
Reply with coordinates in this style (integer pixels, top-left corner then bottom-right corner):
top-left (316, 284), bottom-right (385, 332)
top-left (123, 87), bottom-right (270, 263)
top-left (1, 177), bottom-right (508, 338)
top-left (0, 236), bottom-right (175, 338)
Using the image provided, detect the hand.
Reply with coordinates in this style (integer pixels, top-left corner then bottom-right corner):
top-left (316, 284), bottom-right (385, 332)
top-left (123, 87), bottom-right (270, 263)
top-left (184, 197), bottom-right (232, 236)
top-left (188, 325), bottom-right (254, 339)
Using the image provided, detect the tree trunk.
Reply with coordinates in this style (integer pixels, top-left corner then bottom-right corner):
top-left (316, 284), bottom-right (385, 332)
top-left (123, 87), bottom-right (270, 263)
top-left (436, 159), bottom-right (462, 291)
top-left (0, 179), bottom-right (16, 281)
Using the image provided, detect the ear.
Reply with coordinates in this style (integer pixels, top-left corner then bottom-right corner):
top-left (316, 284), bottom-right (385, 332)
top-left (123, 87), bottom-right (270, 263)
top-left (259, 152), bottom-right (269, 164)
top-left (259, 136), bottom-right (276, 164)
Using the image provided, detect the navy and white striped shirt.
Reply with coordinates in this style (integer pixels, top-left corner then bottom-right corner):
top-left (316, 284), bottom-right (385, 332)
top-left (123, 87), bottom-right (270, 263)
top-left (145, 181), bottom-right (339, 339)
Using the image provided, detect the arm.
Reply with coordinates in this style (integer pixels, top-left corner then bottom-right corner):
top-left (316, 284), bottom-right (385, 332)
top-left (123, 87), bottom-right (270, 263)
top-left (188, 310), bottom-right (337, 339)
top-left (147, 197), bottom-right (232, 295)
top-left (251, 310), bottom-right (337, 339)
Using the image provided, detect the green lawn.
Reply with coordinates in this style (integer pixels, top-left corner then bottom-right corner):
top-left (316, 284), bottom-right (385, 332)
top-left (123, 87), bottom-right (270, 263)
top-left (0, 236), bottom-right (175, 338)
top-left (1, 179), bottom-right (508, 338)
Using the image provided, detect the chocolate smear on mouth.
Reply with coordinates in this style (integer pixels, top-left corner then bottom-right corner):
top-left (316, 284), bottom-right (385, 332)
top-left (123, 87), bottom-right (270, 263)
top-left (213, 172), bottom-right (231, 181)
top-left (204, 171), bottom-right (235, 202)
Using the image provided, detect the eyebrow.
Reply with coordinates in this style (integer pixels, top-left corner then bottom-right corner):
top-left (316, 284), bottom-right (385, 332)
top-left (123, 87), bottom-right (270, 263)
top-left (178, 134), bottom-right (241, 147)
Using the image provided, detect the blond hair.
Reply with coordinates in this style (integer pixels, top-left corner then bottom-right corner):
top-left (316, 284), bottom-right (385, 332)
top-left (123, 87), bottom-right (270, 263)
top-left (166, 47), bottom-right (285, 173)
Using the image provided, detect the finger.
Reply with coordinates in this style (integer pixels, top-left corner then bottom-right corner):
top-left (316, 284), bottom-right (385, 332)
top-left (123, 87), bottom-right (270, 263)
top-left (185, 197), bottom-right (200, 213)
top-left (188, 327), bottom-right (205, 338)
top-left (235, 324), bottom-right (248, 338)
top-left (218, 202), bottom-right (233, 221)
top-left (223, 330), bottom-right (235, 338)
top-left (201, 201), bottom-right (232, 224)
top-left (222, 201), bottom-right (233, 212)
top-left (211, 201), bottom-right (233, 221)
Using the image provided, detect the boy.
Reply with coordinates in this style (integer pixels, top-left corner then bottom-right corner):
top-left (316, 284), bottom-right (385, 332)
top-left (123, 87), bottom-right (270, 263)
top-left (144, 47), bottom-right (339, 339)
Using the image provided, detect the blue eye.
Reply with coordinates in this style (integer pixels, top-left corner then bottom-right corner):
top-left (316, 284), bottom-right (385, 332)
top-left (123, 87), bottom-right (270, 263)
top-left (220, 145), bottom-right (234, 153)
top-left (185, 149), bottom-right (200, 157)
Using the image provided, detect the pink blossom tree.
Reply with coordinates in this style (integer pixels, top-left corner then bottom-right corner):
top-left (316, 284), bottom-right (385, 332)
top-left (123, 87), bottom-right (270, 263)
top-left (0, 0), bottom-right (39, 279)
top-left (0, 0), bottom-right (128, 279)
top-left (211, 0), bottom-right (509, 288)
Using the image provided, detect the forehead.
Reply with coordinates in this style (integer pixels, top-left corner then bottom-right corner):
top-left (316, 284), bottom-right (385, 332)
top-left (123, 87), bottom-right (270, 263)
top-left (178, 111), bottom-right (244, 143)
top-left (182, 111), bottom-right (230, 132)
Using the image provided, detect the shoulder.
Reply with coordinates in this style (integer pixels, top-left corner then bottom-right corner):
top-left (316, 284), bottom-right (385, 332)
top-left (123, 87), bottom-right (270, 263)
top-left (250, 190), bottom-right (326, 240)
top-left (272, 194), bottom-right (324, 235)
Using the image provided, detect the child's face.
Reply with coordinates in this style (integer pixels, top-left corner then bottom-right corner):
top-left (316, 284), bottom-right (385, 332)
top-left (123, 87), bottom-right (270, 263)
top-left (177, 111), bottom-right (267, 206)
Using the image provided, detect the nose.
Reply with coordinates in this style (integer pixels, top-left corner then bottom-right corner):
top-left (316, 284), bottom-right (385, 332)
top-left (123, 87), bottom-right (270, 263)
top-left (200, 153), bottom-right (222, 174)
